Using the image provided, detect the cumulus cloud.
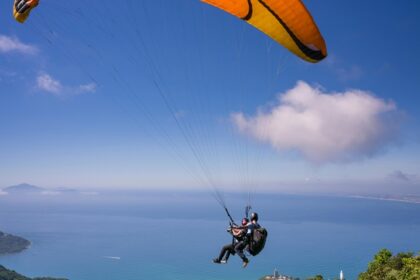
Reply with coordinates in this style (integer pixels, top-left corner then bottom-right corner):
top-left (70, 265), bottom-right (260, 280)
top-left (232, 81), bottom-right (399, 163)
top-left (0, 35), bottom-right (37, 54)
top-left (36, 73), bottom-right (96, 96)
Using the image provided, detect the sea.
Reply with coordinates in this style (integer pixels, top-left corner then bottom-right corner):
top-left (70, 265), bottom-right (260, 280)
top-left (0, 190), bottom-right (419, 280)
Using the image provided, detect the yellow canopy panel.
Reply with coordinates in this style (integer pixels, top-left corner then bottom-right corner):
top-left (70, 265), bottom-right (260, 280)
top-left (13, 0), bottom-right (39, 23)
top-left (202, 0), bottom-right (327, 63)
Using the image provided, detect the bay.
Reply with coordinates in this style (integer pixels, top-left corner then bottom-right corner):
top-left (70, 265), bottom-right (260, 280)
top-left (0, 191), bottom-right (419, 280)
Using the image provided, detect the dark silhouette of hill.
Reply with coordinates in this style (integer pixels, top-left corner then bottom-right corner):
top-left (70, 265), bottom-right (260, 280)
top-left (0, 265), bottom-right (68, 280)
top-left (0, 232), bottom-right (30, 254)
top-left (3, 183), bottom-right (44, 194)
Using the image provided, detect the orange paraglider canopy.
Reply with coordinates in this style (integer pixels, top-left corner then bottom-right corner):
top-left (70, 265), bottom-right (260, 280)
top-left (202, 0), bottom-right (327, 63)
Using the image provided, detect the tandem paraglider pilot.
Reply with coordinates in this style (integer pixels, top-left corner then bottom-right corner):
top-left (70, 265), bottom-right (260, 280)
top-left (213, 212), bottom-right (267, 268)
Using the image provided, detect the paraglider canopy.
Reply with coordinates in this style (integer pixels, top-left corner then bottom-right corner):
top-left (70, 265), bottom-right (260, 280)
top-left (202, 0), bottom-right (327, 62)
top-left (13, 0), bottom-right (39, 23)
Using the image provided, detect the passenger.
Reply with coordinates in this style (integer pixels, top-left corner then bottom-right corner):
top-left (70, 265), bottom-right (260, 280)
top-left (213, 217), bottom-right (248, 264)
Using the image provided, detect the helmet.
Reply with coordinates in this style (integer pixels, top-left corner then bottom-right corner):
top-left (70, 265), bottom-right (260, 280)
top-left (241, 217), bottom-right (249, 226)
top-left (250, 212), bottom-right (259, 222)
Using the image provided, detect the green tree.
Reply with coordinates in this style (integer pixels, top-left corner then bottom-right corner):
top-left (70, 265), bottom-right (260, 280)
top-left (307, 275), bottom-right (323, 280)
top-left (398, 255), bottom-right (420, 280)
top-left (358, 249), bottom-right (420, 280)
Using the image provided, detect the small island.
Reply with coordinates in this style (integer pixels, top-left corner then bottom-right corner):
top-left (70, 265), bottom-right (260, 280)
top-left (0, 231), bottom-right (30, 254)
top-left (1, 183), bottom-right (80, 196)
top-left (0, 265), bottom-right (68, 280)
top-left (1, 183), bottom-right (45, 195)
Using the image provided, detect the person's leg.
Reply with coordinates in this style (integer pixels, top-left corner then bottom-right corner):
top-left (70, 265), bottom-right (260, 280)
top-left (235, 241), bottom-right (249, 267)
top-left (218, 244), bottom-right (231, 260)
top-left (222, 244), bottom-right (235, 262)
top-left (214, 243), bottom-right (232, 263)
top-left (234, 241), bottom-right (248, 261)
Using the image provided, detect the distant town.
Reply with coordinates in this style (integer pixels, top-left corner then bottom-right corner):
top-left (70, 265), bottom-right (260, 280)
top-left (349, 194), bottom-right (420, 204)
top-left (259, 268), bottom-right (345, 280)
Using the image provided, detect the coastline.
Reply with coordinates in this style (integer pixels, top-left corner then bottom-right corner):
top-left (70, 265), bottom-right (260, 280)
top-left (348, 195), bottom-right (420, 205)
top-left (0, 232), bottom-right (31, 255)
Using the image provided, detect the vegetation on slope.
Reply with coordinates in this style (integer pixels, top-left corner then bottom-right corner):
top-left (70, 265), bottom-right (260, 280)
top-left (0, 232), bottom-right (30, 254)
top-left (0, 265), bottom-right (68, 280)
top-left (358, 249), bottom-right (420, 280)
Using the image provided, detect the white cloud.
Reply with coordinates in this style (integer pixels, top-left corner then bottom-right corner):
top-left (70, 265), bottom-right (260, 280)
top-left (36, 73), bottom-right (96, 96)
top-left (37, 73), bottom-right (63, 94)
top-left (0, 35), bottom-right (37, 54)
top-left (77, 83), bottom-right (97, 94)
top-left (41, 191), bottom-right (61, 196)
top-left (0, 190), bottom-right (8, 196)
top-left (232, 81), bottom-right (399, 163)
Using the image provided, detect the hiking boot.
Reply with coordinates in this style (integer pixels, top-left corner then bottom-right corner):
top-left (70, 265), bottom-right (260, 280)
top-left (213, 258), bottom-right (221, 264)
top-left (242, 258), bottom-right (249, 268)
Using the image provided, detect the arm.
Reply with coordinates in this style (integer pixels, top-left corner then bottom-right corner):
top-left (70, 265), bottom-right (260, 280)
top-left (229, 226), bottom-right (246, 239)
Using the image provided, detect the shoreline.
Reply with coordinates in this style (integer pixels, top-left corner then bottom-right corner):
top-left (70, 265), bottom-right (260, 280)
top-left (348, 195), bottom-right (420, 205)
top-left (0, 232), bottom-right (31, 255)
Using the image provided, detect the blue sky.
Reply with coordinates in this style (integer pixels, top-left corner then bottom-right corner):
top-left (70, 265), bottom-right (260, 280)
top-left (1, 0), bottom-right (419, 195)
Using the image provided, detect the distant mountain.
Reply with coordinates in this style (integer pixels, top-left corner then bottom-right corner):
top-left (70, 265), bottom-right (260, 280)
top-left (0, 265), bottom-right (68, 280)
top-left (1, 184), bottom-right (82, 196)
top-left (3, 183), bottom-right (44, 194)
top-left (0, 231), bottom-right (30, 254)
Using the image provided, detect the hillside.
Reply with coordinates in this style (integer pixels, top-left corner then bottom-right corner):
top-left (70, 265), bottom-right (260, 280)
top-left (0, 265), bottom-right (68, 280)
top-left (0, 232), bottom-right (30, 254)
top-left (359, 249), bottom-right (420, 279)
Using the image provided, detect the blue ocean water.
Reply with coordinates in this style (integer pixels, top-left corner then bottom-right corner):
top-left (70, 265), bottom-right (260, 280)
top-left (0, 191), bottom-right (419, 280)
